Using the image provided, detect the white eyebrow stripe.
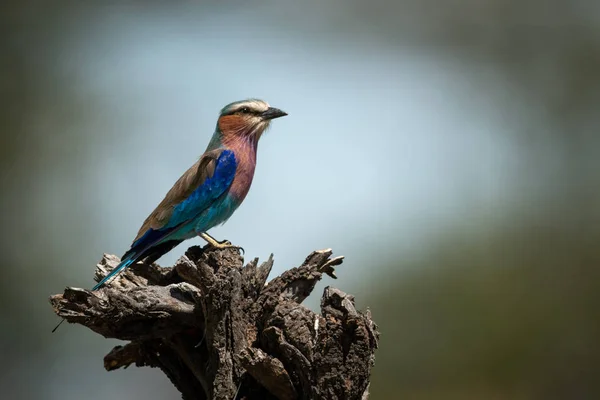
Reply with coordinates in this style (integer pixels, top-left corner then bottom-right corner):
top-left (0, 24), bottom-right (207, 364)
top-left (231, 100), bottom-right (270, 113)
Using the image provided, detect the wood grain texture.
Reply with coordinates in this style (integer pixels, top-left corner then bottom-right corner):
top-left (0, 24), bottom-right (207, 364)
top-left (49, 246), bottom-right (379, 400)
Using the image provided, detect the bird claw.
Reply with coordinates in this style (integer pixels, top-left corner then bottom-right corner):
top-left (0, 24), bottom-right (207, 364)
top-left (199, 232), bottom-right (244, 255)
top-left (211, 240), bottom-right (244, 255)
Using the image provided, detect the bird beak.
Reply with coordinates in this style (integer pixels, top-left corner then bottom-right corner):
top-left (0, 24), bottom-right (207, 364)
top-left (261, 107), bottom-right (288, 120)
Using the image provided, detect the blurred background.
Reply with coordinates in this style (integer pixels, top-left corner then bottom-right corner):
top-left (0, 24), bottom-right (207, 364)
top-left (2, 1), bottom-right (600, 399)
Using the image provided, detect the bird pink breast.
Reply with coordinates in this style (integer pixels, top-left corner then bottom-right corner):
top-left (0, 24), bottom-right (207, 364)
top-left (223, 138), bottom-right (257, 202)
top-left (218, 114), bottom-right (261, 202)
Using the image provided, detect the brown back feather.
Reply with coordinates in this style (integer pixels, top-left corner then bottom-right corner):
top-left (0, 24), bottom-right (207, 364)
top-left (133, 149), bottom-right (223, 243)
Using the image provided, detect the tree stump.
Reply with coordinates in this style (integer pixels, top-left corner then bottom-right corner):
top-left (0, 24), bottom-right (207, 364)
top-left (49, 245), bottom-right (379, 400)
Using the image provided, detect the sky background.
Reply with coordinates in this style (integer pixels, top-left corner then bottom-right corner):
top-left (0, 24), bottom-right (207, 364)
top-left (2, 1), bottom-right (600, 399)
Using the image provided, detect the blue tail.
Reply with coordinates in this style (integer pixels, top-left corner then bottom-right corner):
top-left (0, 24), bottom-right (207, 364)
top-left (91, 234), bottom-right (155, 291)
top-left (92, 257), bottom-right (135, 290)
top-left (91, 223), bottom-right (189, 291)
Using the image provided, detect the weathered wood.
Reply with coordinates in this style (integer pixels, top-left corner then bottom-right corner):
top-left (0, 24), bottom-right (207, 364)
top-left (49, 245), bottom-right (378, 400)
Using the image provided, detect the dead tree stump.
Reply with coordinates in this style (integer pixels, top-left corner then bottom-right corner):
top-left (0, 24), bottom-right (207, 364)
top-left (49, 245), bottom-right (379, 400)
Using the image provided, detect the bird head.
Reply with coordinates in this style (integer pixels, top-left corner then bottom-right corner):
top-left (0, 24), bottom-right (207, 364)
top-left (216, 99), bottom-right (287, 144)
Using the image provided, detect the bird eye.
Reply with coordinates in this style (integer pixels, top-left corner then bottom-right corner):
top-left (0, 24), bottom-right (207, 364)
top-left (239, 107), bottom-right (250, 114)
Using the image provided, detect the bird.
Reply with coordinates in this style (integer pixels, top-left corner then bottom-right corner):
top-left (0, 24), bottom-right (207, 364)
top-left (52, 99), bottom-right (286, 332)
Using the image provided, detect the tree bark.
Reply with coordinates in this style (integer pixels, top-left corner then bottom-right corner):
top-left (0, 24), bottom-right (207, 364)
top-left (49, 245), bottom-right (379, 400)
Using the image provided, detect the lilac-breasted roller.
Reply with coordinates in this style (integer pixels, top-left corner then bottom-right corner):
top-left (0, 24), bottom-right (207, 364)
top-left (54, 99), bottom-right (286, 332)
top-left (95, 99), bottom-right (287, 290)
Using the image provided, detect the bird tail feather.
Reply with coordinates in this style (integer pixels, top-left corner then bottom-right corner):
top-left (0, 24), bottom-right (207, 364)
top-left (91, 222), bottom-right (190, 290)
top-left (91, 257), bottom-right (135, 290)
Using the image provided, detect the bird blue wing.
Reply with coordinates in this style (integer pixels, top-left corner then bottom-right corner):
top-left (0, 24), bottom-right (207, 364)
top-left (130, 149), bottom-right (237, 250)
top-left (165, 150), bottom-right (237, 229)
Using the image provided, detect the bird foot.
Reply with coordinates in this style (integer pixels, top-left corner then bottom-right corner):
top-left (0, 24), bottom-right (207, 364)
top-left (199, 232), bottom-right (244, 254)
top-left (208, 239), bottom-right (245, 255)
